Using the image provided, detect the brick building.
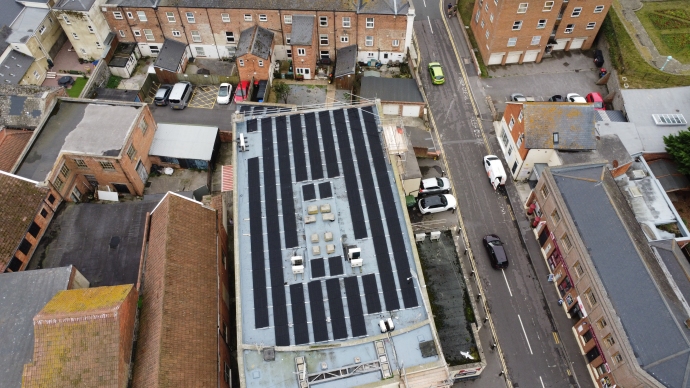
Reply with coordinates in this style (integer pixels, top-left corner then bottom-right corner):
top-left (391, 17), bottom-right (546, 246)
top-left (236, 26), bottom-right (274, 81)
top-left (470, 0), bottom-right (611, 65)
top-left (100, 0), bottom-right (415, 76)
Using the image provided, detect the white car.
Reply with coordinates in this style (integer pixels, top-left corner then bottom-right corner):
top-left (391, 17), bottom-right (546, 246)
top-left (418, 194), bottom-right (457, 215)
top-left (566, 93), bottom-right (587, 103)
top-left (217, 83), bottom-right (232, 104)
top-left (419, 177), bottom-right (451, 196)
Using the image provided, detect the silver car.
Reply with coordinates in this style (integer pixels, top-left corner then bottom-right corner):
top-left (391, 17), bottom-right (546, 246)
top-left (419, 177), bottom-right (451, 196)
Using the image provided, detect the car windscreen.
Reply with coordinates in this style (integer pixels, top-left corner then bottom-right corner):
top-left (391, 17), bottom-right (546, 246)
top-left (155, 88), bottom-right (169, 98)
top-left (236, 88), bottom-right (245, 97)
top-left (592, 101), bottom-right (603, 108)
top-left (435, 74), bottom-right (444, 80)
top-left (436, 178), bottom-right (444, 187)
top-left (219, 86), bottom-right (229, 96)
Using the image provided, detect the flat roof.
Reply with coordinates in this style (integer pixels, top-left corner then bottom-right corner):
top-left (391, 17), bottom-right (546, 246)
top-left (149, 123), bottom-right (217, 160)
top-left (16, 100), bottom-right (143, 182)
top-left (235, 105), bottom-right (437, 387)
top-left (6, 7), bottom-right (49, 44)
top-left (360, 78), bottom-right (424, 103)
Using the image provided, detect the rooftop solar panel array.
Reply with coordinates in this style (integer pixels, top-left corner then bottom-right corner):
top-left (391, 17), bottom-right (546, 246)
top-left (362, 274), bottom-right (382, 314)
top-left (290, 284), bottom-right (310, 345)
top-left (308, 281), bottom-right (329, 342)
top-left (319, 111), bottom-right (340, 178)
top-left (290, 115), bottom-right (308, 182)
top-left (326, 278), bottom-right (348, 340)
top-left (304, 113), bottom-right (324, 180)
top-left (344, 276), bottom-right (367, 337)
top-left (302, 184), bottom-right (316, 201)
top-left (319, 182), bottom-right (332, 198)
top-left (275, 116), bottom-right (299, 249)
top-left (328, 256), bottom-right (344, 276)
top-left (311, 258), bottom-right (326, 278)
top-left (247, 158), bottom-right (269, 328)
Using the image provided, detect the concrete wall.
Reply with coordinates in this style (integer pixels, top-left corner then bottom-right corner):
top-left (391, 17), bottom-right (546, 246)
top-left (54, 0), bottom-right (111, 60)
top-left (80, 58), bottom-right (112, 98)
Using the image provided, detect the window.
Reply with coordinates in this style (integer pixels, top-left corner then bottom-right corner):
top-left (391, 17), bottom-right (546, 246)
top-left (320, 50), bottom-right (329, 59)
top-left (285, 33), bottom-right (291, 44)
top-left (37, 25), bottom-right (46, 35)
top-left (186, 12), bottom-right (195, 23)
top-left (501, 128), bottom-right (509, 147)
top-left (244, 14), bottom-right (252, 21)
top-left (172, 30), bottom-right (181, 37)
top-left (72, 32), bottom-right (79, 40)
top-left (297, 48), bottom-right (306, 56)
top-left (48, 194), bottom-right (55, 204)
top-left (258, 60), bottom-right (264, 67)
top-left (221, 13), bottom-right (230, 22)
top-left (586, 22), bottom-right (596, 29)
top-left (137, 11), bottom-right (147, 21)
top-left (561, 233), bottom-right (572, 250)
top-left (516, 135), bottom-right (523, 148)
top-left (113, 11), bottom-right (123, 19)
top-left (565, 24), bottom-right (574, 33)
top-left (613, 353), bottom-right (623, 364)
top-left (517, 3), bottom-right (528, 13)
top-left (119, 30), bottom-right (126, 37)
top-left (529, 36), bottom-right (540, 45)
top-left (513, 20), bottom-right (523, 30)
top-left (60, 164), bottom-right (70, 178)
top-left (573, 261), bottom-right (584, 277)
top-left (366, 18), bottom-right (374, 28)
top-left (551, 209), bottom-right (561, 223)
top-left (540, 185), bottom-right (550, 198)
top-left (475, 10), bottom-right (480, 22)
top-left (284, 15), bottom-right (292, 24)
top-left (40, 208), bottom-right (48, 218)
top-left (133, 30), bottom-right (141, 37)
top-left (18, 239), bottom-right (32, 255)
top-left (33, 70), bottom-right (40, 79)
top-left (225, 32), bottom-right (234, 43)
top-left (127, 145), bottom-right (136, 160)
top-left (27, 222), bottom-right (39, 239)
top-left (140, 119), bottom-right (148, 134)
top-left (224, 363), bottom-right (231, 383)
top-left (191, 30), bottom-right (201, 42)
top-left (320, 16), bottom-right (328, 26)
top-left (166, 12), bottom-right (175, 22)
top-left (195, 47), bottom-right (205, 56)
top-left (54, 176), bottom-right (64, 191)
top-left (126, 12), bottom-right (133, 19)
top-left (603, 335), bottom-right (615, 348)
top-left (571, 7), bottom-right (582, 17)
top-left (543, 1), bottom-right (554, 11)
top-left (392, 39), bottom-right (400, 47)
top-left (596, 317), bottom-right (608, 329)
top-left (365, 36), bottom-right (373, 46)
top-left (490, 13), bottom-right (494, 22)
top-left (259, 14), bottom-right (267, 22)
top-left (342, 17), bottom-right (351, 27)
top-left (286, 49), bottom-right (292, 58)
top-left (238, 59), bottom-right (244, 66)
top-left (508, 117), bottom-right (515, 130)
top-left (80, 48), bottom-right (86, 55)
top-left (584, 288), bottom-right (598, 307)
top-left (594, 5), bottom-right (605, 13)
top-left (144, 29), bottom-right (154, 41)
top-left (63, 15), bottom-right (71, 24)
top-left (507, 37), bottom-right (517, 47)
top-left (149, 44), bottom-right (159, 53)
top-left (481, 20), bottom-right (485, 28)
top-left (340, 35), bottom-right (349, 43)
top-left (99, 161), bottom-right (115, 171)
top-left (485, 3), bottom-right (489, 11)
top-left (320, 34), bottom-right (328, 45)
top-left (485, 30), bottom-right (490, 38)
top-left (518, 111), bottom-right (523, 122)
top-left (537, 19), bottom-right (547, 28)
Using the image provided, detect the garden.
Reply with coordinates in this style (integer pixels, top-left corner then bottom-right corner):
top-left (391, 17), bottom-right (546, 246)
top-left (636, 1), bottom-right (690, 64)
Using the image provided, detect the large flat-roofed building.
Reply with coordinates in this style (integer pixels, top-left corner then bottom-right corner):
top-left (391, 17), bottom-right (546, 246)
top-left (234, 104), bottom-right (447, 387)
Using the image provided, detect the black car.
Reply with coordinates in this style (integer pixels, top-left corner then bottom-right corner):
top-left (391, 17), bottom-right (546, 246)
top-left (483, 234), bottom-right (509, 269)
top-left (153, 84), bottom-right (173, 106)
top-left (548, 95), bottom-right (564, 102)
top-left (594, 49), bottom-right (605, 67)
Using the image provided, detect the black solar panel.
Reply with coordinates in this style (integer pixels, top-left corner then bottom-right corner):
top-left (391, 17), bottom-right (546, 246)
top-left (275, 116), bottom-right (299, 249)
top-left (319, 182), bottom-right (332, 199)
top-left (290, 114), bottom-right (308, 182)
top-left (361, 274), bottom-right (382, 314)
top-left (333, 109), bottom-right (367, 239)
top-left (344, 276), bottom-right (367, 337)
top-left (302, 184), bottom-right (316, 201)
top-left (290, 284), bottom-right (310, 345)
top-left (308, 281), bottom-right (329, 342)
top-left (319, 111), bottom-right (340, 178)
top-left (326, 278), bottom-right (348, 340)
top-left (311, 259), bottom-right (326, 278)
top-left (328, 256), bottom-right (344, 276)
top-left (239, 105), bottom-right (252, 113)
top-left (248, 158), bottom-right (269, 328)
top-left (247, 118), bottom-right (257, 133)
top-left (304, 113), bottom-right (324, 180)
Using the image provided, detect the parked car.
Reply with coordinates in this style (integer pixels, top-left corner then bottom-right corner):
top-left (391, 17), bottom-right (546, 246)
top-left (594, 49), bottom-right (605, 67)
top-left (510, 93), bottom-right (527, 102)
top-left (217, 83), bottom-right (232, 105)
top-left (418, 194), bottom-right (457, 215)
top-left (235, 80), bottom-right (250, 103)
top-left (566, 93), bottom-right (587, 103)
top-left (585, 92), bottom-right (605, 111)
top-left (419, 177), bottom-right (451, 196)
top-left (153, 84), bottom-right (173, 106)
top-left (483, 155), bottom-right (506, 190)
top-left (168, 81), bottom-right (193, 110)
top-left (548, 95), bottom-right (564, 102)
top-left (428, 62), bottom-right (445, 85)
top-left (483, 234), bottom-right (509, 269)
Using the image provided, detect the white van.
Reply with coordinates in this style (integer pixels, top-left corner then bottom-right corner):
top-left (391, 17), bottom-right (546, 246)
top-left (484, 155), bottom-right (506, 190)
top-left (168, 81), bottom-right (193, 110)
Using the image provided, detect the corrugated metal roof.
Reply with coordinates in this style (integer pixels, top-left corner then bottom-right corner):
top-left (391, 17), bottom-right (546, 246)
top-left (149, 123), bottom-right (218, 160)
top-left (360, 77), bottom-right (424, 103)
top-left (523, 103), bottom-right (596, 150)
top-left (153, 38), bottom-right (187, 72)
top-left (290, 15), bottom-right (314, 46)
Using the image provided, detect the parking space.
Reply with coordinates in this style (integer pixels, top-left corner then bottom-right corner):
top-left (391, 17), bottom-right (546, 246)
top-left (187, 85), bottom-right (218, 109)
top-left (408, 158), bottom-right (459, 228)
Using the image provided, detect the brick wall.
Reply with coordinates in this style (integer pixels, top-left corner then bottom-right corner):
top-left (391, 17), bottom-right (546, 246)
top-left (118, 285), bottom-right (139, 386)
top-left (237, 53), bottom-right (271, 81)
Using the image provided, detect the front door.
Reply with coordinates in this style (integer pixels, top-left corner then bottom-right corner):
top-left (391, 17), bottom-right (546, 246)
top-left (296, 68), bottom-right (311, 80)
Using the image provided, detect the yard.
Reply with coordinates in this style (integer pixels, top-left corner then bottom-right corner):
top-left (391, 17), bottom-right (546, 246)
top-left (66, 77), bottom-right (87, 98)
top-left (636, 1), bottom-right (690, 64)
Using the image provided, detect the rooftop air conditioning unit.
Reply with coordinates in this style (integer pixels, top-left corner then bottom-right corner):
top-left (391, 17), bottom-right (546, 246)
top-left (415, 233), bottom-right (426, 242)
top-left (378, 318), bottom-right (395, 333)
top-left (430, 231), bottom-right (441, 241)
top-left (347, 247), bottom-right (362, 268)
top-left (291, 256), bottom-right (304, 274)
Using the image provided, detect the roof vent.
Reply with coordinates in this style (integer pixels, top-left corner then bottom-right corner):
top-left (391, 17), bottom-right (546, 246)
top-left (347, 246), bottom-right (362, 267)
top-left (291, 256), bottom-right (304, 274)
top-left (430, 231), bottom-right (441, 241)
top-left (631, 170), bottom-right (646, 179)
top-left (628, 186), bottom-right (643, 198)
top-left (415, 233), bottom-right (426, 242)
top-left (652, 114), bottom-right (686, 126)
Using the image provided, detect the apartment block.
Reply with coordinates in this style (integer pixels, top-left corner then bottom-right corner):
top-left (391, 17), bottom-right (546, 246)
top-left (53, 0), bottom-right (112, 60)
top-left (471, 0), bottom-right (610, 65)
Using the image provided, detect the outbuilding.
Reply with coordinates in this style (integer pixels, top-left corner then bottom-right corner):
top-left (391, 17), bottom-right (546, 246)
top-left (148, 123), bottom-right (219, 170)
top-left (360, 77), bottom-right (425, 117)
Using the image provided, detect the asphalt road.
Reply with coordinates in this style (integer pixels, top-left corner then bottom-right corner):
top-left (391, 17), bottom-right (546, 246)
top-left (410, 2), bottom-right (577, 387)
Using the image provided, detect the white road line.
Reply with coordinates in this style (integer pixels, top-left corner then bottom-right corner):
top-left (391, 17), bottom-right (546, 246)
top-left (518, 314), bottom-right (534, 354)
top-left (540, 376), bottom-right (545, 387)
top-left (501, 268), bottom-right (513, 297)
top-left (428, 16), bottom-right (434, 33)
top-left (423, 0), bottom-right (427, 6)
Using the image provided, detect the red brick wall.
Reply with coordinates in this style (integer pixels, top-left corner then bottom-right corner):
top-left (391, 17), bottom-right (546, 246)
top-left (219, 130), bottom-right (233, 143)
top-left (355, 14), bottom-right (407, 53)
top-left (237, 53), bottom-right (272, 81)
top-left (118, 285), bottom-right (139, 387)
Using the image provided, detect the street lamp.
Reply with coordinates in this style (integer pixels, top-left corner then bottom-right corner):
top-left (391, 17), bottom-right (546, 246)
top-left (660, 55), bottom-right (673, 71)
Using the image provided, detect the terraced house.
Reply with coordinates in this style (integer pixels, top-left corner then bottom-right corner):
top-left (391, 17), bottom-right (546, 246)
top-left (100, 0), bottom-right (414, 79)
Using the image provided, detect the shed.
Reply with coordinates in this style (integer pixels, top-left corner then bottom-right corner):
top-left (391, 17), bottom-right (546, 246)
top-left (149, 123), bottom-right (219, 170)
top-left (360, 77), bottom-right (425, 117)
top-left (108, 42), bottom-right (141, 79)
top-left (153, 39), bottom-right (188, 84)
top-left (334, 45), bottom-right (357, 90)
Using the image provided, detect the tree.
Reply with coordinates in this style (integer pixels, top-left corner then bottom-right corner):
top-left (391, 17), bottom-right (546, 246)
top-left (664, 127), bottom-right (690, 174)
top-left (272, 81), bottom-right (291, 104)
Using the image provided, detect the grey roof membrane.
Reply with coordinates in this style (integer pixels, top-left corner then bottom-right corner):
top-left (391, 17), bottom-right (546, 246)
top-left (289, 15), bottom-right (313, 46)
top-left (0, 50), bottom-right (34, 85)
top-left (648, 158), bottom-right (690, 192)
top-left (334, 45), bottom-right (357, 77)
top-left (551, 164), bottom-right (690, 387)
top-left (6, 7), bottom-right (48, 44)
top-left (0, 1), bottom-right (24, 54)
top-left (360, 77), bottom-right (424, 103)
top-left (0, 267), bottom-right (74, 388)
top-left (524, 103), bottom-right (596, 150)
top-left (149, 123), bottom-right (217, 160)
top-left (154, 38), bottom-right (187, 72)
top-left (235, 26), bottom-right (273, 59)
top-left (53, 0), bottom-right (97, 11)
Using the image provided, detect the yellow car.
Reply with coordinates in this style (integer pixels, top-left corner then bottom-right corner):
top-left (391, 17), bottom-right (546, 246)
top-left (428, 62), bottom-right (445, 85)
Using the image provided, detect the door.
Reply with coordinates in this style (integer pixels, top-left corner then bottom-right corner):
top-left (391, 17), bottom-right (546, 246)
top-left (382, 104), bottom-right (399, 115)
top-left (402, 105), bottom-right (421, 117)
top-left (112, 183), bottom-right (131, 194)
top-left (84, 174), bottom-right (99, 188)
top-left (554, 39), bottom-right (569, 50)
top-left (569, 38), bottom-right (586, 50)
top-left (523, 50), bottom-right (540, 62)
top-left (136, 160), bottom-right (148, 183)
top-left (505, 51), bottom-right (522, 64)
top-left (487, 52), bottom-right (505, 65)
top-left (296, 68), bottom-right (311, 79)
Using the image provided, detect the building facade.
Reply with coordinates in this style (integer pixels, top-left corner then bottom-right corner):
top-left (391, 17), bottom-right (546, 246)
top-left (53, 0), bottom-right (112, 60)
top-left (471, 0), bottom-right (611, 65)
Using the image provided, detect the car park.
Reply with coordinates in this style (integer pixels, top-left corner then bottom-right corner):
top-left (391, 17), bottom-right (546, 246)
top-left (510, 93), bottom-right (527, 102)
top-left (483, 234), bottom-right (509, 269)
top-left (235, 81), bottom-right (250, 103)
top-left (566, 93), bottom-right (587, 103)
top-left (548, 95), bottom-right (564, 102)
top-left (217, 83), bottom-right (232, 105)
top-left (419, 177), bottom-right (451, 196)
top-left (418, 194), bottom-right (457, 215)
top-left (428, 62), bottom-right (445, 85)
top-left (483, 155), bottom-right (506, 190)
top-left (168, 81), bottom-right (193, 110)
top-left (586, 92), bottom-right (605, 111)
top-left (153, 84), bottom-right (173, 106)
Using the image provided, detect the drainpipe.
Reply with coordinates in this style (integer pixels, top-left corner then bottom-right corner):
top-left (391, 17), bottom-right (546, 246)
top-left (205, 8), bottom-right (222, 59)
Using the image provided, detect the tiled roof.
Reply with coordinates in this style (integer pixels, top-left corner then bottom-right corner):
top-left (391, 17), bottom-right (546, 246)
top-left (0, 129), bottom-right (32, 172)
top-left (290, 15), bottom-right (314, 46)
top-left (22, 285), bottom-right (137, 388)
top-left (334, 45), bottom-right (357, 77)
top-left (154, 38), bottom-right (187, 72)
top-left (523, 103), bottom-right (596, 150)
top-left (236, 26), bottom-right (274, 59)
top-left (132, 193), bottom-right (219, 387)
top-left (0, 171), bottom-right (48, 270)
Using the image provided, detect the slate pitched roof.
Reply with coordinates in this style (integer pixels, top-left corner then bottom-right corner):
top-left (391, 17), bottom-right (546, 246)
top-left (22, 285), bottom-right (137, 388)
top-left (0, 171), bottom-right (48, 270)
top-left (334, 45), bottom-right (357, 77)
top-left (523, 103), bottom-right (596, 150)
top-left (0, 50), bottom-right (34, 85)
top-left (290, 15), bottom-right (314, 46)
top-left (151, 0), bottom-right (409, 13)
top-left (132, 193), bottom-right (219, 387)
top-left (154, 38), bottom-right (187, 72)
top-left (236, 26), bottom-right (274, 59)
top-left (0, 129), bottom-right (32, 172)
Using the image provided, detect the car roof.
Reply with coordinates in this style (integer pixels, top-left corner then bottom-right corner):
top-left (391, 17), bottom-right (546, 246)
top-left (421, 195), bottom-right (444, 206)
top-left (421, 177), bottom-right (441, 187)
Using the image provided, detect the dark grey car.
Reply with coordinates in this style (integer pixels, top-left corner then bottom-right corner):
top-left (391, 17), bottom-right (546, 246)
top-left (153, 84), bottom-right (173, 106)
top-left (483, 234), bottom-right (509, 269)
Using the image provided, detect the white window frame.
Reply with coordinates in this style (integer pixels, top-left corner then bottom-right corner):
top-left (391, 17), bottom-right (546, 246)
top-left (320, 16), bottom-right (328, 26)
top-left (62, 15), bottom-right (71, 24)
top-left (221, 13), bottom-right (230, 22)
top-left (96, 41), bottom-right (102, 49)
top-left (285, 33), bottom-right (291, 44)
top-left (319, 34), bottom-right (328, 45)
top-left (143, 29), bottom-right (154, 41)
top-left (513, 20), bottom-right (523, 30)
top-left (594, 5), bottom-right (605, 13)
top-left (259, 14), bottom-right (267, 22)
top-left (365, 36), bottom-right (373, 46)
top-left (543, 1), bottom-right (554, 11)
top-left (119, 30), bottom-right (126, 37)
top-left (244, 14), bottom-right (252, 21)
top-left (284, 15), bottom-right (292, 24)
top-left (286, 49), bottom-right (292, 58)
top-left (564, 24), bottom-right (574, 33)
top-left (486, 30), bottom-right (490, 38)
top-left (537, 19), bottom-right (547, 29)
top-left (195, 47), bottom-right (205, 57)
top-left (166, 12), bottom-right (175, 22)
top-left (507, 37), bottom-right (517, 47)
top-left (137, 11), bottom-right (147, 21)
top-left (475, 10), bottom-right (480, 23)
top-left (586, 22), bottom-right (596, 29)
top-left (392, 39), bottom-right (400, 47)
top-left (191, 30), bottom-right (201, 42)
top-left (172, 30), bottom-right (181, 37)
top-left (517, 3), bottom-right (528, 13)
top-left (485, 3), bottom-right (489, 11)
top-left (481, 20), bottom-right (485, 28)
top-left (133, 30), bottom-right (141, 37)
top-left (366, 17), bottom-right (374, 28)
top-left (72, 32), bottom-right (79, 40)
top-left (297, 48), bottom-right (306, 56)
top-left (126, 12), bottom-right (133, 19)
top-left (531, 36), bottom-right (541, 45)
top-left (239, 59), bottom-right (244, 66)
top-left (571, 7), bottom-right (582, 17)
top-left (186, 12), bottom-right (195, 23)
top-left (113, 11), bottom-right (123, 20)
top-left (225, 31), bottom-right (234, 43)
top-left (342, 17), bottom-right (351, 28)
top-left (340, 35), bottom-right (349, 43)
top-left (258, 60), bottom-right (264, 67)
top-left (34, 70), bottom-right (40, 79)
top-left (87, 25), bottom-right (94, 33)
top-left (490, 13), bottom-right (494, 22)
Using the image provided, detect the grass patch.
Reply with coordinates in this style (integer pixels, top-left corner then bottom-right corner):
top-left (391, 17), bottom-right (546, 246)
top-left (106, 75), bottom-right (122, 89)
top-left (636, 0), bottom-right (690, 64)
top-left (456, 0), bottom-right (489, 77)
top-left (66, 77), bottom-right (87, 98)
top-left (603, 9), bottom-right (690, 88)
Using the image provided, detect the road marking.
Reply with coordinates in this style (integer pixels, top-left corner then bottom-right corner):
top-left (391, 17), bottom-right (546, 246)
top-left (427, 16), bottom-right (433, 33)
top-left (553, 331), bottom-right (560, 344)
top-left (423, 0), bottom-right (427, 6)
top-left (540, 376), bottom-right (545, 388)
top-left (501, 268), bottom-right (512, 297)
top-left (518, 314), bottom-right (533, 354)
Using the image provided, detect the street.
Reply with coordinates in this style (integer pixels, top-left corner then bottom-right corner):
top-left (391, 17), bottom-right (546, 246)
top-left (409, 0), bottom-right (583, 386)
